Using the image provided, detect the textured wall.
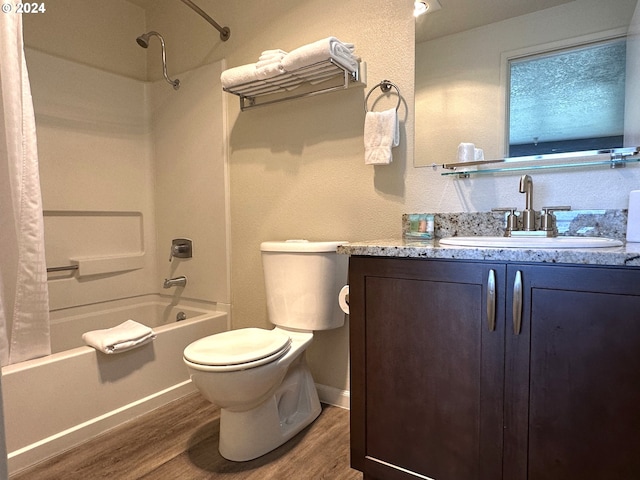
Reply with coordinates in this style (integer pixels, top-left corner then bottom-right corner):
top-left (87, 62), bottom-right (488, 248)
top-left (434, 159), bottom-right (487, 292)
top-left (219, 0), bottom-right (415, 391)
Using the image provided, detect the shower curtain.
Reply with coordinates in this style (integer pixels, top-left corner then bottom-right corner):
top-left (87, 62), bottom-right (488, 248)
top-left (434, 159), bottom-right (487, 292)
top-left (0, 12), bottom-right (50, 366)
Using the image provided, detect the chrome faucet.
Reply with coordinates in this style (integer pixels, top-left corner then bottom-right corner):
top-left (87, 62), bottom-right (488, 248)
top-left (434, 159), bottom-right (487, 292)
top-left (163, 275), bottom-right (187, 288)
top-left (519, 174), bottom-right (536, 231)
top-left (494, 175), bottom-right (571, 237)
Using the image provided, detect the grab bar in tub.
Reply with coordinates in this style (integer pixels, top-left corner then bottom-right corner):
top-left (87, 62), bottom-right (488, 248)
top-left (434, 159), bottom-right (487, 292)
top-left (46, 265), bottom-right (79, 273)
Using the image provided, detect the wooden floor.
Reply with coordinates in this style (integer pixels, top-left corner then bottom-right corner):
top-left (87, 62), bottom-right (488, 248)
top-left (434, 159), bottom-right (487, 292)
top-left (11, 392), bottom-right (363, 480)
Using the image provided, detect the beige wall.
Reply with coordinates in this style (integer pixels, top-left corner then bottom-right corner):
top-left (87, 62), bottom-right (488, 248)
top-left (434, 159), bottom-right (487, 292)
top-left (24, 0), bottom-right (229, 311)
top-left (24, 0), bottom-right (147, 80)
top-left (152, 61), bottom-right (230, 304)
top-left (141, 0), bottom-right (415, 392)
top-left (222, 0), bottom-right (414, 391)
top-left (27, 47), bottom-right (157, 310)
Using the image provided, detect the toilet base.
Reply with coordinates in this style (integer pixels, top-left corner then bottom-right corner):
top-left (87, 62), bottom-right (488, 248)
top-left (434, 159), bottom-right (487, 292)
top-left (218, 354), bottom-right (321, 462)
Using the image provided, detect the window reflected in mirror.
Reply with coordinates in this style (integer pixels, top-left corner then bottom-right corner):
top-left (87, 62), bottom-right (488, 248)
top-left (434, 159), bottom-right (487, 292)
top-left (508, 38), bottom-right (626, 157)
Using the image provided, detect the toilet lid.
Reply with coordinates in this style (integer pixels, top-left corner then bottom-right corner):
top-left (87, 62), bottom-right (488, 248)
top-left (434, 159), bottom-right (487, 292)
top-left (184, 328), bottom-right (291, 367)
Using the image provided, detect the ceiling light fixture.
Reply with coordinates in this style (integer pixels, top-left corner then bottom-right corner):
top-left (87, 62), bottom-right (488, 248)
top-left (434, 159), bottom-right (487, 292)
top-left (414, 0), bottom-right (442, 18)
top-left (414, 1), bottom-right (428, 17)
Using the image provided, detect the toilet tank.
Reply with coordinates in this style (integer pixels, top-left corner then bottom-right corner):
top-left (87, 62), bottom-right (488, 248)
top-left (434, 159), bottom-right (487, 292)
top-left (260, 240), bottom-right (348, 331)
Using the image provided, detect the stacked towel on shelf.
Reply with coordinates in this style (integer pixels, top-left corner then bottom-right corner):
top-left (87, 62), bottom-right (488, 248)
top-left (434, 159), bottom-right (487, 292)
top-left (220, 50), bottom-right (299, 92)
top-left (256, 49), bottom-right (287, 79)
top-left (281, 37), bottom-right (358, 73)
top-left (221, 63), bottom-right (262, 89)
top-left (82, 319), bottom-right (156, 354)
top-left (219, 38), bottom-right (358, 93)
top-left (259, 49), bottom-right (287, 60)
top-left (364, 108), bottom-right (400, 165)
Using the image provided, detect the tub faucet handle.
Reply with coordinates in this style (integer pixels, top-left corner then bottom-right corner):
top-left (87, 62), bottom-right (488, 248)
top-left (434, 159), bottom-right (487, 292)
top-left (169, 238), bottom-right (193, 262)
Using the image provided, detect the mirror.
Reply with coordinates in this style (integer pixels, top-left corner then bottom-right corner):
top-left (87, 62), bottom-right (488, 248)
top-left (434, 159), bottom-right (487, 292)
top-left (414, 0), bottom-right (640, 167)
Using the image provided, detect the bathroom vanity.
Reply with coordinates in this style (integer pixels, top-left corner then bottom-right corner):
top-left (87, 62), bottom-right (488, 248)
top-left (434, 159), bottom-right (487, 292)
top-left (341, 239), bottom-right (640, 480)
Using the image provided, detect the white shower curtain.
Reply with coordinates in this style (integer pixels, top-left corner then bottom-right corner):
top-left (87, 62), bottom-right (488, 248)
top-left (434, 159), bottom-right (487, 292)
top-left (0, 12), bottom-right (50, 366)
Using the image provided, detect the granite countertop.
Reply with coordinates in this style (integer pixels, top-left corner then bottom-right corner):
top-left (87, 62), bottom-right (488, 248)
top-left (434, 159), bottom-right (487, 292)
top-left (337, 210), bottom-right (640, 268)
top-left (337, 238), bottom-right (640, 267)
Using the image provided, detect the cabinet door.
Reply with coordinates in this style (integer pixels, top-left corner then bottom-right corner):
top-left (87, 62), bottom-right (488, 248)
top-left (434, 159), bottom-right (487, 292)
top-left (350, 257), bottom-right (505, 480)
top-left (505, 264), bottom-right (640, 480)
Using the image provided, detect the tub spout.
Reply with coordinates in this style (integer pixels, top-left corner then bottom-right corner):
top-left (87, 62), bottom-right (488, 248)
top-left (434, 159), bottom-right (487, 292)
top-left (163, 276), bottom-right (187, 288)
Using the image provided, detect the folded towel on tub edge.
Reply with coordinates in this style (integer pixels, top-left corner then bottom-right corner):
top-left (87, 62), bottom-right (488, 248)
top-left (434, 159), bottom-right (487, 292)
top-left (82, 319), bottom-right (156, 354)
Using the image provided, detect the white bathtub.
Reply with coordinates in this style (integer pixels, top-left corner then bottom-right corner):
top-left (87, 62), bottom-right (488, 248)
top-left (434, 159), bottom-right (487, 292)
top-left (1, 294), bottom-right (229, 475)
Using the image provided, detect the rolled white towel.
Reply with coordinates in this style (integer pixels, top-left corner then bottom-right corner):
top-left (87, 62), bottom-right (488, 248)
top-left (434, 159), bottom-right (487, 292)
top-left (82, 319), bottom-right (156, 354)
top-left (364, 108), bottom-right (400, 165)
top-left (220, 63), bottom-right (261, 88)
top-left (282, 37), bottom-right (357, 72)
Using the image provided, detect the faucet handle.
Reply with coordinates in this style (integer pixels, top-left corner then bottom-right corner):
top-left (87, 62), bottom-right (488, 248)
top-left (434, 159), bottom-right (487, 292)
top-left (541, 206), bottom-right (571, 214)
top-left (492, 207), bottom-right (518, 214)
top-left (492, 207), bottom-right (519, 235)
top-left (540, 206), bottom-right (571, 232)
top-left (169, 238), bottom-right (193, 262)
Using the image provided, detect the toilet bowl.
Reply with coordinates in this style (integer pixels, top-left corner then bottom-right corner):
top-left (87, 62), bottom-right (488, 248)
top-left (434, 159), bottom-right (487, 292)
top-left (184, 327), bottom-right (319, 461)
top-left (183, 240), bottom-right (347, 461)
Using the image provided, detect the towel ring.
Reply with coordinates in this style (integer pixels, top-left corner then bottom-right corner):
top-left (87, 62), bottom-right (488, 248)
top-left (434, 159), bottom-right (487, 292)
top-left (364, 80), bottom-right (401, 113)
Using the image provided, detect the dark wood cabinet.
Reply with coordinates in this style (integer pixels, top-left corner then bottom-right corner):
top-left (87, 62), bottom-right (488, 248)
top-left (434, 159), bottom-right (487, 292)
top-left (349, 256), bottom-right (640, 480)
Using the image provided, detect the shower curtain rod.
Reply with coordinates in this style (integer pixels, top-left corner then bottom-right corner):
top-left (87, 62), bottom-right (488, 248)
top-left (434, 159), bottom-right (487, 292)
top-left (180, 0), bottom-right (230, 41)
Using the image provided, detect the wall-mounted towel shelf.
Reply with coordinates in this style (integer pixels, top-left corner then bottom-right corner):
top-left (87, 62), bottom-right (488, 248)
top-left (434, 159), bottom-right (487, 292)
top-left (223, 59), bottom-right (365, 111)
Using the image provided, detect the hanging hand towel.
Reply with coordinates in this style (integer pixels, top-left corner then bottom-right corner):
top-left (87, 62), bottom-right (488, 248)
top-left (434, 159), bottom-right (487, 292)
top-left (82, 319), bottom-right (156, 354)
top-left (364, 108), bottom-right (399, 165)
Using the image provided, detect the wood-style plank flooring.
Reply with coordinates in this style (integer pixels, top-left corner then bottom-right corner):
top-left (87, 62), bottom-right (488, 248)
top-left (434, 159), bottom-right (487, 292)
top-left (11, 392), bottom-right (363, 479)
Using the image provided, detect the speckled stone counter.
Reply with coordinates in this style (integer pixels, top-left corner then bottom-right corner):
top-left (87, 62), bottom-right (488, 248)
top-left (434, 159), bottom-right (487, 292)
top-left (338, 210), bottom-right (640, 267)
top-left (337, 238), bottom-right (640, 267)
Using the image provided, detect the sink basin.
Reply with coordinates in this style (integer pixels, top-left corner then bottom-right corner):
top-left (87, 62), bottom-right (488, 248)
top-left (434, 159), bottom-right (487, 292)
top-left (439, 236), bottom-right (623, 248)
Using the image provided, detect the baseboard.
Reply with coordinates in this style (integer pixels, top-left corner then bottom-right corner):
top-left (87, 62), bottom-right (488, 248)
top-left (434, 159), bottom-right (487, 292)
top-left (316, 383), bottom-right (350, 410)
top-left (8, 381), bottom-right (196, 476)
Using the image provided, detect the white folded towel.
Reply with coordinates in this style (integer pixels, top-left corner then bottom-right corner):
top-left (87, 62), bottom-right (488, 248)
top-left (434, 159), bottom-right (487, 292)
top-left (220, 63), bottom-right (261, 88)
top-left (281, 37), bottom-right (358, 73)
top-left (256, 61), bottom-right (286, 80)
top-left (82, 319), bottom-right (156, 354)
top-left (256, 57), bottom-right (283, 69)
top-left (259, 49), bottom-right (287, 61)
top-left (364, 108), bottom-right (400, 165)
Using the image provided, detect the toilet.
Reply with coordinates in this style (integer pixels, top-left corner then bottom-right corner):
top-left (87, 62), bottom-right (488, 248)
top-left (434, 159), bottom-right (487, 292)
top-left (183, 239), bottom-right (348, 461)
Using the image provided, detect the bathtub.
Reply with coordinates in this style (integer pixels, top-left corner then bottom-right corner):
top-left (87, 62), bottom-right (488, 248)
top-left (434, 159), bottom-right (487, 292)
top-left (1, 294), bottom-right (229, 475)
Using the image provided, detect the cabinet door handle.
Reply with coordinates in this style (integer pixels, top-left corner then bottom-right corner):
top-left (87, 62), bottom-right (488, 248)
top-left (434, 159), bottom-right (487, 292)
top-left (487, 269), bottom-right (496, 332)
top-left (513, 270), bottom-right (523, 335)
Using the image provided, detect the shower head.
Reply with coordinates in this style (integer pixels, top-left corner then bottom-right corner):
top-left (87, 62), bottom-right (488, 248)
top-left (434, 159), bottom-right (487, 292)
top-left (135, 31), bottom-right (180, 90)
top-left (136, 33), bottom-right (151, 48)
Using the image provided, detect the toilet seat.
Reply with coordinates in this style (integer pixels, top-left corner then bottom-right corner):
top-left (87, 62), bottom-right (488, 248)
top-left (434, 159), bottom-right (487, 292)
top-left (184, 328), bottom-right (291, 372)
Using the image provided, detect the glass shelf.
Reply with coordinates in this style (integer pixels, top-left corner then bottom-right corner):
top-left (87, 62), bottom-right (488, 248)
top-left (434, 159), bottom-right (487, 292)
top-left (435, 147), bottom-right (640, 177)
